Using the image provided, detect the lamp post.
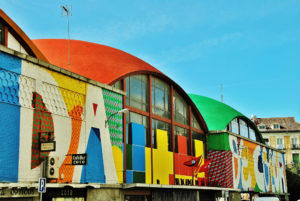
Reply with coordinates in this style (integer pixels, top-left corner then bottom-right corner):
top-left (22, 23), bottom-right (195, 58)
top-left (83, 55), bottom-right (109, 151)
top-left (105, 108), bottom-right (129, 128)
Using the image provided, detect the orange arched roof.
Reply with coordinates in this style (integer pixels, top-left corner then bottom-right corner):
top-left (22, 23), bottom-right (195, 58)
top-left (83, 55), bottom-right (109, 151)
top-left (33, 39), bottom-right (162, 84)
top-left (0, 9), bottom-right (48, 61)
top-left (33, 39), bottom-right (209, 132)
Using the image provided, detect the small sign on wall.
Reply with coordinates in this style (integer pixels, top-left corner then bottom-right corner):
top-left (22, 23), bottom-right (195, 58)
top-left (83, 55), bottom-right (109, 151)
top-left (38, 178), bottom-right (46, 193)
top-left (72, 154), bottom-right (87, 165)
top-left (0, 187), bottom-right (38, 198)
top-left (40, 141), bottom-right (56, 152)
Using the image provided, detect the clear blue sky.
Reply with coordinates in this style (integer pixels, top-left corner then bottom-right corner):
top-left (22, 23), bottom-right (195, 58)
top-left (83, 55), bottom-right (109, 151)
top-left (2, 0), bottom-right (300, 121)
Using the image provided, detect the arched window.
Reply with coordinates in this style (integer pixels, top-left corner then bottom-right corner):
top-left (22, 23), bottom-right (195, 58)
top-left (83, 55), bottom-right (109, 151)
top-left (173, 90), bottom-right (188, 125)
top-left (151, 77), bottom-right (170, 119)
top-left (227, 118), bottom-right (259, 142)
top-left (119, 74), bottom-right (205, 157)
top-left (126, 75), bottom-right (148, 111)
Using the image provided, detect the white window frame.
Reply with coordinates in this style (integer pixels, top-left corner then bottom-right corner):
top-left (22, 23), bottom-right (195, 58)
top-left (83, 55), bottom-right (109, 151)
top-left (291, 137), bottom-right (298, 148)
top-left (276, 138), bottom-right (284, 149)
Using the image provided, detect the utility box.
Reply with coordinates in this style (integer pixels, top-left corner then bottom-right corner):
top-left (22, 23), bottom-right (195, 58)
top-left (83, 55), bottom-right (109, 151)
top-left (46, 156), bottom-right (59, 179)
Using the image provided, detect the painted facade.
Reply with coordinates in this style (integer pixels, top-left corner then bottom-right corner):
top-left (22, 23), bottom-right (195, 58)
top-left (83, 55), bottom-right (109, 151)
top-left (207, 133), bottom-right (287, 194)
top-left (0, 8), bottom-right (289, 201)
top-left (0, 49), bottom-right (207, 187)
top-left (0, 50), bottom-right (123, 184)
top-left (190, 94), bottom-right (288, 200)
top-left (126, 123), bottom-right (205, 185)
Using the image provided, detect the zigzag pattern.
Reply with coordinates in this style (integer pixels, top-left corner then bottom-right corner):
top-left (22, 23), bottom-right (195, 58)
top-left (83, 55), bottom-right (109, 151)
top-left (207, 151), bottom-right (233, 188)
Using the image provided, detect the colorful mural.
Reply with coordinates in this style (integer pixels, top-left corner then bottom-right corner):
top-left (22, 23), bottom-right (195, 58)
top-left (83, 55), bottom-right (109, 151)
top-left (0, 51), bottom-right (123, 184)
top-left (126, 122), bottom-right (205, 186)
top-left (1, 48), bottom-right (207, 186)
top-left (207, 133), bottom-right (287, 193)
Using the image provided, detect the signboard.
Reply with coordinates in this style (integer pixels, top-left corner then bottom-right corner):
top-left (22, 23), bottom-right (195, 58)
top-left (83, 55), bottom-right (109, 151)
top-left (72, 154), bottom-right (87, 165)
top-left (0, 188), bottom-right (38, 198)
top-left (38, 178), bottom-right (46, 193)
top-left (40, 141), bottom-right (56, 152)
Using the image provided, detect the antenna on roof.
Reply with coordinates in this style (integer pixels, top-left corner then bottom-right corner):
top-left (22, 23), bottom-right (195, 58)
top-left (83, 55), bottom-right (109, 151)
top-left (221, 84), bottom-right (223, 103)
top-left (61, 5), bottom-right (72, 71)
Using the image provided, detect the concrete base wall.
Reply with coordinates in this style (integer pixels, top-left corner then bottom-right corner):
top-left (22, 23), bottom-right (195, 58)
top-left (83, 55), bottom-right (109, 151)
top-left (87, 188), bottom-right (123, 201)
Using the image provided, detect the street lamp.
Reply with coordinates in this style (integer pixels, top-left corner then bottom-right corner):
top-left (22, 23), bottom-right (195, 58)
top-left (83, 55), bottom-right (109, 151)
top-left (105, 108), bottom-right (129, 128)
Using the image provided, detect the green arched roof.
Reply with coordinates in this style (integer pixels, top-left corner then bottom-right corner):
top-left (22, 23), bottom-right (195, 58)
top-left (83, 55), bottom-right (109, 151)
top-left (189, 94), bottom-right (243, 131)
top-left (189, 94), bottom-right (264, 143)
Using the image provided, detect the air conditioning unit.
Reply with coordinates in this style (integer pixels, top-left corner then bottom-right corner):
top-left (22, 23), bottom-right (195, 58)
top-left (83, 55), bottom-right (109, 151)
top-left (46, 156), bottom-right (59, 179)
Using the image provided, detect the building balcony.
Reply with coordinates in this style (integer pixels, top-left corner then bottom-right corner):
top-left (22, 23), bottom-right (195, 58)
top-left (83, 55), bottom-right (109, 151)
top-left (291, 144), bottom-right (300, 150)
top-left (276, 144), bottom-right (285, 150)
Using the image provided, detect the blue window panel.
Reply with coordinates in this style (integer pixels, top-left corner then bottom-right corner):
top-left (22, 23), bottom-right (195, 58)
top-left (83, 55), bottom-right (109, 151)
top-left (126, 170), bottom-right (133, 183)
top-left (0, 103), bottom-right (20, 182)
top-left (0, 69), bottom-right (20, 105)
top-left (130, 123), bottom-right (146, 146)
top-left (80, 128), bottom-right (105, 183)
top-left (132, 145), bottom-right (145, 172)
top-left (0, 52), bottom-right (21, 75)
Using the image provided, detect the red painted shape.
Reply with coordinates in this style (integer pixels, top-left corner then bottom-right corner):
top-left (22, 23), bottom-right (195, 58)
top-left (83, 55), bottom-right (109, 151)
top-left (93, 103), bottom-right (98, 116)
top-left (179, 154), bottom-right (188, 175)
top-left (197, 159), bottom-right (212, 173)
top-left (169, 174), bottom-right (174, 185)
top-left (174, 154), bottom-right (180, 174)
top-left (177, 135), bottom-right (187, 154)
top-left (33, 39), bottom-right (162, 84)
top-left (174, 134), bottom-right (196, 177)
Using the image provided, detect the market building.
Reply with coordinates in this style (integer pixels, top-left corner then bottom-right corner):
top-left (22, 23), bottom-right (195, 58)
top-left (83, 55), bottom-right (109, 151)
top-left (189, 95), bottom-right (289, 201)
top-left (0, 8), bottom-right (288, 201)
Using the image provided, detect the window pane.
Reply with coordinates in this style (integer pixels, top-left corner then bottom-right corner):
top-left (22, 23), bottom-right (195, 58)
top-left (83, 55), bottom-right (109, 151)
top-left (192, 131), bottom-right (205, 156)
top-left (276, 138), bottom-right (284, 149)
top-left (240, 119), bottom-right (248, 138)
top-left (126, 75), bottom-right (148, 111)
top-left (173, 90), bottom-right (188, 125)
top-left (126, 111), bottom-right (149, 146)
top-left (249, 128), bottom-right (256, 141)
top-left (151, 77), bottom-right (170, 118)
top-left (231, 118), bottom-right (239, 134)
top-left (277, 138), bottom-right (283, 145)
top-left (112, 80), bottom-right (123, 90)
top-left (174, 126), bottom-right (190, 155)
top-left (152, 119), bottom-right (171, 151)
top-left (192, 113), bottom-right (201, 130)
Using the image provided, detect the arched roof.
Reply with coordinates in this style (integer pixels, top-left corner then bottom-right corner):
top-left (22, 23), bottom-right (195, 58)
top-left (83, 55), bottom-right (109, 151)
top-left (33, 39), bottom-right (162, 85)
top-left (0, 9), bottom-right (48, 61)
top-left (33, 39), bottom-right (209, 132)
top-left (189, 94), bottom-right (264, 142)
top-left (189, 94), bottom-right (243, 131)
